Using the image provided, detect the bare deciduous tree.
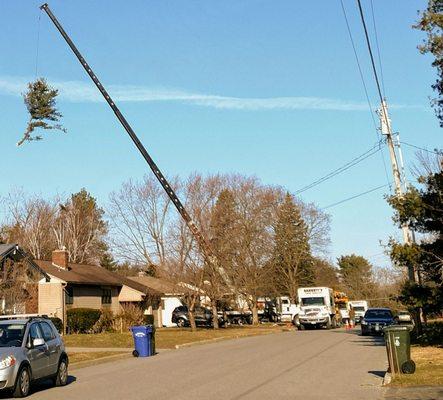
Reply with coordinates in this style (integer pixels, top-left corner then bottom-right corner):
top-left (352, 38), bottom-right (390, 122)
top-left (2, 190), bottom-right (57, 260)
top-left (108, 175), bottom-right (175, 268)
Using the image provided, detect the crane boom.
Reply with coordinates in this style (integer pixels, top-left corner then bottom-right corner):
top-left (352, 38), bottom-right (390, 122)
top-left (39, 3), bottom-right (217, 267)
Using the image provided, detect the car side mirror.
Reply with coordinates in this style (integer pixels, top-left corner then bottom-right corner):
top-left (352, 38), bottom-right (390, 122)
top-left (33, 338), bottom-right (45, 348)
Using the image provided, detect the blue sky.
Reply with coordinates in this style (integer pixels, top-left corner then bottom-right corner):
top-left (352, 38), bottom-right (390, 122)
top-left (0, 0), bottom-right (440, 267)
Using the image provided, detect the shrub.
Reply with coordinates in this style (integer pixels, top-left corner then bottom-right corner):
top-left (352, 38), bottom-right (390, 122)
top-left (67, 308), bottom-right (101, 333)
top-left (92, 309), bottom-right (116, 333)
top-left (50, 317), bottom-right (63, 333)
top-left (116, 304), bottom-right (144, 331)
top-left (144, 314), bottom-right (155, 325)
top-left (412, 321), bottom-right (443, 347)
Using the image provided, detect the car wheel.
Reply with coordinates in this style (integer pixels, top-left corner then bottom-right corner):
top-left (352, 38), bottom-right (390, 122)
top-left (54, 358), bottom-right (68, 386)
top-left (176, 318), bottom-right (186, 328)
top-left (13, 366), bottom-right (31, 398)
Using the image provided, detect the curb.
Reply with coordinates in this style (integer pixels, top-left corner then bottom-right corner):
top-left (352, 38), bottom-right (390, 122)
top-left (382, 372), bottom-right (392, 386)
top-left (70, 352), bottom-right (131, 370)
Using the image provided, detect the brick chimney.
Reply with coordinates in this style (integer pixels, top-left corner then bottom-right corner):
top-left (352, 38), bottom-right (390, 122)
top-left (52, 249), bottom-right (69, 270)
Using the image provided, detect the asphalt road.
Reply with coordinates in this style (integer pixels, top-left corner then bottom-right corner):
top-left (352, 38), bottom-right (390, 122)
top-left (14, 328), bottom-right (389, 400)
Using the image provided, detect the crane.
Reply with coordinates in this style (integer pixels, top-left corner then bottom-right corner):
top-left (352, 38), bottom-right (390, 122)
top-left (39, 3), bottom-right (231, 287)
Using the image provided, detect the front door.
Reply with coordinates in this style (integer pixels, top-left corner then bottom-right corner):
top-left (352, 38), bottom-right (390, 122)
top-left (26, 323), bottom-right (49, 379)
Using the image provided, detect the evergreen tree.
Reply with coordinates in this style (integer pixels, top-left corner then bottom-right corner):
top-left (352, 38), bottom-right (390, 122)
top-left (273, 193), bottom-right (314, 301)
top-left (18, 78), bottom-right (66, 146)
top-left (414, 1), bottom-right (443, 126)
top-left (337, 254), bottom-right (375, 300)
top-left (388, 164), bottom-right (443, 316)
top-left (208, 189), bottom-right (238, 327)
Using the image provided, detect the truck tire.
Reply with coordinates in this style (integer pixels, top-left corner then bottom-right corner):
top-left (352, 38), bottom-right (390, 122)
top-left (325, 317), bottom-right (332, 330)
top-left (331, 316), bottom-right (337, 329)
top-left (298, 324), bottom-right (306, 331)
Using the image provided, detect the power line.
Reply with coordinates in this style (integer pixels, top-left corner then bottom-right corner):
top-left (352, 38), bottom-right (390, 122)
top-left (321, 183), bottom-right (390, 210)
top-left (339, 0), bottom-right (391, 191)
top-left (294, 142), bottom-right (382, 195)
top-left (401, 141), bottom-right (442, 156)
top-left (356, 0), bottom-right (384, 105)
top-left (370, 0), bottom-right (386, 98)
top-left (339, 0), bottom-right (378, 135)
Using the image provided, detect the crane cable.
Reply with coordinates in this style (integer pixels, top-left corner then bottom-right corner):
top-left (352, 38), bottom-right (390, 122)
top-left (35, 10), bottom-right (42, 78)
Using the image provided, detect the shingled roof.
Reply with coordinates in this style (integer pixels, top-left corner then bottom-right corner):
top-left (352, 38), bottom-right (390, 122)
top-left (35, 259), bottom-right (162, 296)
top-left (0, 244), bottom-right (49, 281)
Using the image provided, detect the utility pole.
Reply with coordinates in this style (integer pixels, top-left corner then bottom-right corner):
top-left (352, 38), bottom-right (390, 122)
top-left (377, 100), bottom-right (416, 282)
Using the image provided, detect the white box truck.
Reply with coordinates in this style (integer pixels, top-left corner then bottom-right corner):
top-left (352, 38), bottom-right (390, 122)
top-left (277, 296), bottom-right (300, 324)
top-left (297, 287), bottom-right (337, 329)
top-left (348, 300), bottom-right (368, 324)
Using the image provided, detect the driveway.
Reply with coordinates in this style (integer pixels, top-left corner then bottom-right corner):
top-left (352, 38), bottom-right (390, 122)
top-left (10, 328), bottom-right (388, 400)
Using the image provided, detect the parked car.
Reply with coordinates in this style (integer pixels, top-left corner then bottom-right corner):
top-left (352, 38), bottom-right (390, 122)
top-left (395, 310), bottom-right (414, 325)
top-left (0, 315), bottom-right (68, 398)
top-left (171, 306), bottom-right (225, 328)
top-left (361, 308), bottom-right (395, 336)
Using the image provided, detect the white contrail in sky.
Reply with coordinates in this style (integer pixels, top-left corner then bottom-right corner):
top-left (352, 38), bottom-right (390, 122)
top-left (0, 76), bottom-right (420, 111)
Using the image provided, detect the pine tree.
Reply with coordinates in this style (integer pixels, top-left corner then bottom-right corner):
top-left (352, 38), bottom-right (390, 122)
top-left (18, 78), bottom-right (66, 146)
top-left (337, 254), bottom-right (375, 299)
top-left (273, 193), bottom-right (314, 302)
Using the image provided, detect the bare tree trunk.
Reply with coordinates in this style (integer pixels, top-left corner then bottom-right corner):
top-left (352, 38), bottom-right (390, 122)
top-left (188, 310), bottom-right (197, 332)
top-left (252, 303), bottom-right (259, 325)
top-left (211, 301), bottom-right (219, 329)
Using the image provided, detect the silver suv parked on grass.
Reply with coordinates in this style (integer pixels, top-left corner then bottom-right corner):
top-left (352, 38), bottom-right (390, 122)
top-left (0, 315), bottom-right (68, 398)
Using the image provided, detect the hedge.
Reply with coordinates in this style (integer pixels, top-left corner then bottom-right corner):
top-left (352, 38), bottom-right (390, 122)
top-left (67, 308), bottom-right (101, 333)
top-left (50, 317), bottom-right (63, 333)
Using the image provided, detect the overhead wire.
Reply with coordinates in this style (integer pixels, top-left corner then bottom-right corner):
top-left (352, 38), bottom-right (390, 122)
top-left (401, 142), bottom-right (442, 156)
top-left (370, 0), bottom-right (386, 98)
top-left (294, 141), bottom-right (382, 195)
top-left (321, 183), bottom-right (390, 210)
top-left (339, 0), bottom-right (392, 191)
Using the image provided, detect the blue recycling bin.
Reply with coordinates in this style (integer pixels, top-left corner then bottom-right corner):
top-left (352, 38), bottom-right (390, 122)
top-left (131, 325), bottom-right (152, 357)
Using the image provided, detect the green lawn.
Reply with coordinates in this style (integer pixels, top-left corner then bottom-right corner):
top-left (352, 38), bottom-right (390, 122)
top-left (390, 346), bottom-right (443, 386)
top-left (64, 324), bottom-right (289, 349)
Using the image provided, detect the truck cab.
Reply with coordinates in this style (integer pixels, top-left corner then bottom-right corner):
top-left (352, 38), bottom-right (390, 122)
top-left (276, 296), bottom-right (300, 324)
top-left (348, 300), bottom-right (368, 324)
top-left (297, 287), bottom-right (336, 330)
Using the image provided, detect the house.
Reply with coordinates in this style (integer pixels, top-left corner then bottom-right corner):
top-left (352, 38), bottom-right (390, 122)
top-left (36, 250), bottom-right (123, 322)
top-left (36, 249), bottom-right (165, 327)
top-left (0, 244), bottom-right (49, 314)
top-left (129, 275), bottom-right (183, 327)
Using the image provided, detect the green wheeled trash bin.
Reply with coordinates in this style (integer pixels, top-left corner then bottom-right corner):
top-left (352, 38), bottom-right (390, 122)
top-left (384, 325), bottom-right (415, 374)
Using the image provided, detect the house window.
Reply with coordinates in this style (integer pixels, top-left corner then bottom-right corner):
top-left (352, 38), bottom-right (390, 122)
top-left (65, 287), bottom-right (74, 305)
top-left (102, 288), bottom-right (112, 305)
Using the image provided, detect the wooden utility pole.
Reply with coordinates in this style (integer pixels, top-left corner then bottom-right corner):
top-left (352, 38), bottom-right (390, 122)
top-left (377, 100), bottom-right (417, 283)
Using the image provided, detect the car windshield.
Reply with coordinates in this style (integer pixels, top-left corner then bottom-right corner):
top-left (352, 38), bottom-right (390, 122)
top-left (353, 306), bottom-right (366, 312)
top-left (0, 323), bottom-right (26, 347)
top-left (365, 310), bottom-right (392, 319)
top-left (301, 297), bottom-right (325, 306)
top-left (338, 303), bottom-right (347, 309)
